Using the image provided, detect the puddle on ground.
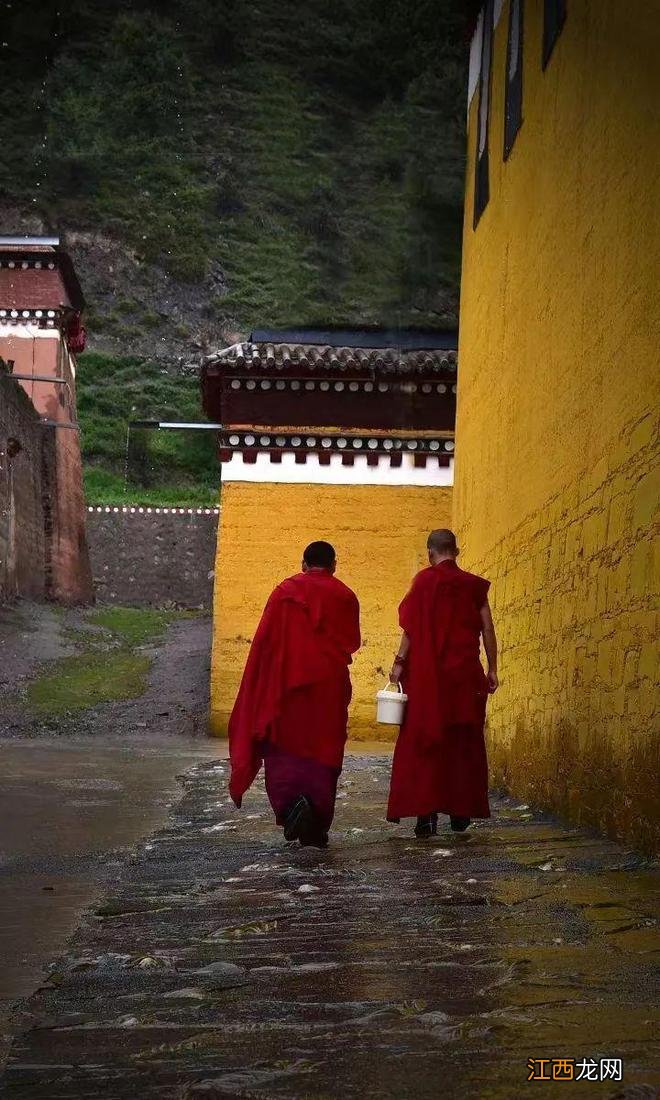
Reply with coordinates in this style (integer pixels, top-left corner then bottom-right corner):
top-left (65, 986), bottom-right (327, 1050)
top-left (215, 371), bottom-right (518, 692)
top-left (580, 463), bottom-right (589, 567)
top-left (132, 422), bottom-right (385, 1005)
top-left (0, 737), bottom-right (227, 1045)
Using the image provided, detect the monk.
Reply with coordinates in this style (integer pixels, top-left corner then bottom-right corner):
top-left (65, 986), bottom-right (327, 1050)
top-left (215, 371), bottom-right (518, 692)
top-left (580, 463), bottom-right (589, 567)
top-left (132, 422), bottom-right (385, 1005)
top-left (386, 529), bottom-right (498, 837)
top-left (228, 540), bottom-right (360, 848)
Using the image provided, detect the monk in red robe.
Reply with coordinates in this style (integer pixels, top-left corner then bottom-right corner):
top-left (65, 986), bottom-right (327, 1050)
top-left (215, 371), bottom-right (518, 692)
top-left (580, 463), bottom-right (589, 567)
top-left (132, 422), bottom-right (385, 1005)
top-left (386, 529), bottom-right (498, 837)
top-left (228, 541), bottom-right (360, 848)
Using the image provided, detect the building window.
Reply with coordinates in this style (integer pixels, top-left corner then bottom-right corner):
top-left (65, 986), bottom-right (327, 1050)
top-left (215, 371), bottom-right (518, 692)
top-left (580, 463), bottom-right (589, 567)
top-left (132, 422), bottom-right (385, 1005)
top-left (543, 0), bottom-right (566, 69)
top-left (504, 0), bottom-right (524, 159)
top-left (473, 0), bottom-right (494, 227)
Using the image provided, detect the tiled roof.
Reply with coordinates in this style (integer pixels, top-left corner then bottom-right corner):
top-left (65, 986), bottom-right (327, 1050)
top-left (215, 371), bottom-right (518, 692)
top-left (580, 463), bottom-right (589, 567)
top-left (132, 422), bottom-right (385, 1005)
top-left (204, 341), bottom-right (457, 376)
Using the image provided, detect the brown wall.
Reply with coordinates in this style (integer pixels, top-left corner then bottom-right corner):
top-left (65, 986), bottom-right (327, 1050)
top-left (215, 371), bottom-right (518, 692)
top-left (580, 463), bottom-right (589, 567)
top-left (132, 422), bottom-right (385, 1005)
top-left (0, 358), bottom-right (93, 605)
top-left (0, 373), bottom-right (50, 601)
top-left (50, 411), bottom-right (94, 603)
top-left (0, 331), bottom-right (93, 604)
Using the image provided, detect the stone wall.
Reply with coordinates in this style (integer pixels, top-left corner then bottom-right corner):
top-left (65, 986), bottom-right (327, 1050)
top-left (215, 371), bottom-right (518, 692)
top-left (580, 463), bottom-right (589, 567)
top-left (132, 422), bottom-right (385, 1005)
top-left (455, 1), bottom-right (659, 851)
top-left (0, 372), bottom-right (51, 601)
top-left (210, 481), bottom-right (453, 740)
top-left (86, 506), bottom-right (220, 609)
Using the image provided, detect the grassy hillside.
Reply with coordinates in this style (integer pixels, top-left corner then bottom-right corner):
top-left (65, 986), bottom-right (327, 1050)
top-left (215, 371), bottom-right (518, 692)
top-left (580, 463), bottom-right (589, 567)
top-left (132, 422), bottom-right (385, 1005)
top-left (79, 352), bottom-right (219, 505)
top-left (1, 0), bottom-right (467, 500)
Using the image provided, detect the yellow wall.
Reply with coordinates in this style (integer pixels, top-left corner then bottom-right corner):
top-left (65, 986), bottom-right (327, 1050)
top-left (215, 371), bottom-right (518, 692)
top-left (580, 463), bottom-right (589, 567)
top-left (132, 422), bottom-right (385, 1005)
top-left (456, 1), bottom-right (660, 850)
top-left (210, 481), bottom-right (452, 742)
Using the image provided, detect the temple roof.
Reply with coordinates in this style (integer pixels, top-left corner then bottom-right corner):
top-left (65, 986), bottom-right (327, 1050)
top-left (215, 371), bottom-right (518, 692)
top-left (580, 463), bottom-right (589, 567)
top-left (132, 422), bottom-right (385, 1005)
top-left (0, 237), bottom-right (85, 315)
top-left (204, 333), bottom-right (457, 377)
top-left (201, 326), bottom-right (459, 440)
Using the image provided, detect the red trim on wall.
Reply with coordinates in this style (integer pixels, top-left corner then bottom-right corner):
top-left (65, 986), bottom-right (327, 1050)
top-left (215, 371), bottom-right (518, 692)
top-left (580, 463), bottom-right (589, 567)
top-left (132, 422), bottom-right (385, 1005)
top-left (207, 388), bottom-right (456, 432)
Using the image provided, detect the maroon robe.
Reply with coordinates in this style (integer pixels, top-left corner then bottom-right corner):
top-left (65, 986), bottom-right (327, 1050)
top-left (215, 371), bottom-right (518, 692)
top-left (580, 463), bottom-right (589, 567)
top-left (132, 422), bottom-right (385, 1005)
top-left (387, 559), bottom-right (491, 821)
top-left (229, 570), bottom-right (360, 829)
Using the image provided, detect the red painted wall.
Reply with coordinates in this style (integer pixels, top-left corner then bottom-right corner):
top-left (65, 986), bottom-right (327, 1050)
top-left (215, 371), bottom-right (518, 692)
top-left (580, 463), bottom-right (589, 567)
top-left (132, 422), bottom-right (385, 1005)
top-left (0, 330), bottom-right (93, 603)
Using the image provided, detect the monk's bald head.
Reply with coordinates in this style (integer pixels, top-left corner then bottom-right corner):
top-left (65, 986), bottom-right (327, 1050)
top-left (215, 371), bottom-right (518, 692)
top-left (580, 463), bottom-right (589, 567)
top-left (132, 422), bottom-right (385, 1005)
top-left (427, 529), bottom-right (459, 559)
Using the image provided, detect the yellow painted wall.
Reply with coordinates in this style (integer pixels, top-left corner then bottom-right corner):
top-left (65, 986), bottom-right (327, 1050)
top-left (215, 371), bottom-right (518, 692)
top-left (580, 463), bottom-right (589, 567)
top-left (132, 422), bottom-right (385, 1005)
top-left (210, 481), bottom-right (452, 742)
top-left (456, 1), bottom-right (660, 850)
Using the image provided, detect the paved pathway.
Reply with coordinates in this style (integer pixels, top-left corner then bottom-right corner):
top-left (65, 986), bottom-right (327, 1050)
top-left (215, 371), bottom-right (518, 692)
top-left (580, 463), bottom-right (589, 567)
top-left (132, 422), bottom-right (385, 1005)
top-left (2, 755), bottom-right (658, 1099)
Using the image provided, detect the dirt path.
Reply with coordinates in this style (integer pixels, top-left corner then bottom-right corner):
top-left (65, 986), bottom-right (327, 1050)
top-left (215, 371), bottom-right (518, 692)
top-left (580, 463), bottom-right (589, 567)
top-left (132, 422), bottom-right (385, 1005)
top-left (0, 603), bottom-right (76, 690)
top-left (92, 616), bottom-right (212, 740)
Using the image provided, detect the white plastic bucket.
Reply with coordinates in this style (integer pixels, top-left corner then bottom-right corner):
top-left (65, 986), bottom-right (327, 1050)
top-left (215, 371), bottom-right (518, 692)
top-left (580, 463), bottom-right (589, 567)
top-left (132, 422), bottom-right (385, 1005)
top-left (376, 682), bottom-right (408, 725)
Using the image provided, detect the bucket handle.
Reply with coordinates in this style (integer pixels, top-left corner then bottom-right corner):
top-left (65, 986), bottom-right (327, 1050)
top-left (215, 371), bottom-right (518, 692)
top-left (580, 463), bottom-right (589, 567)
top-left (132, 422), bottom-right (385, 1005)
top-left (384, 681), bottom-right (404, 693)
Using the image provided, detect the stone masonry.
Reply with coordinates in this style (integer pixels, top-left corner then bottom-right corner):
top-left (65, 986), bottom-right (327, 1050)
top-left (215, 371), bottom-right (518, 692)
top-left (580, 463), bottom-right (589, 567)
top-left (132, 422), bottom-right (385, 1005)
top-left (86, 507), bottom-right (219, 609)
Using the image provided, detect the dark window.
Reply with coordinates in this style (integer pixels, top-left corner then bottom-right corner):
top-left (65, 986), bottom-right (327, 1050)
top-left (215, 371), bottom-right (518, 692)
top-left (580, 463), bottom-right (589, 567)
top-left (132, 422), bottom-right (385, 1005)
top-left (543, 0), bottom-right (566, 69)
top-left (504, 0), bottom-right (524, 159)
top-left (473, 0), bottom-right (494, 227)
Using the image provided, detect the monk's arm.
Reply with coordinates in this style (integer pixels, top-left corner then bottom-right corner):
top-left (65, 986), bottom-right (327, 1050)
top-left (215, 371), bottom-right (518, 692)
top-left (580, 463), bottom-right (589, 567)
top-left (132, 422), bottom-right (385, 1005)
top-left (480, 600), bottom-right (499, 692)
top-left (390, 631), bottom-right (410, 684)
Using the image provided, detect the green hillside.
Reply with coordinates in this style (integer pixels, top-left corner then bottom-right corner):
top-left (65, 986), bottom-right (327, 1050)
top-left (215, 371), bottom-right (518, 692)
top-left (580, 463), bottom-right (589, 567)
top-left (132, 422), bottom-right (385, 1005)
top-left (1, 0), bottom-right (467, 501)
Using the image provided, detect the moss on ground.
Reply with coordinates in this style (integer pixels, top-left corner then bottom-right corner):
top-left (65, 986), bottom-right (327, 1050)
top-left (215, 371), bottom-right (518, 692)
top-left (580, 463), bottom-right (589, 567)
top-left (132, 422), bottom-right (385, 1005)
top-left (89, 607), bottom-right (191, 646)
top-left (23, 606), bottom-right (197, 716)
top-left (26, 650), bottom-right (152, 715)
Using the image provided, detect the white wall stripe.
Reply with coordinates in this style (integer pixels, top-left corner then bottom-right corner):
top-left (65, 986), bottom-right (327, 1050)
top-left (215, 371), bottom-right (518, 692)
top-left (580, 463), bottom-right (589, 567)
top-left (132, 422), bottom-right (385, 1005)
top-left (220, 450), bottom-right (454, 488)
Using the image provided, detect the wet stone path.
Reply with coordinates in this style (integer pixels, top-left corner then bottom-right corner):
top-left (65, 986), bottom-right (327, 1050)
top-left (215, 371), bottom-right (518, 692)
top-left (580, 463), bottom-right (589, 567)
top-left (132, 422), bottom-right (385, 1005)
top-left (2, 755), bottom-right (658, 1099)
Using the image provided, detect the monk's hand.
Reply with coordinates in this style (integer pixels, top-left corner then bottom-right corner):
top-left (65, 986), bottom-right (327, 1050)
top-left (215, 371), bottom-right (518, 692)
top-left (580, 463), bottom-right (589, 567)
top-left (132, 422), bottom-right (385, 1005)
top-left (389, 659), bottom-right (403, 685)
top-left (487, 668), bottom-right (499, 694)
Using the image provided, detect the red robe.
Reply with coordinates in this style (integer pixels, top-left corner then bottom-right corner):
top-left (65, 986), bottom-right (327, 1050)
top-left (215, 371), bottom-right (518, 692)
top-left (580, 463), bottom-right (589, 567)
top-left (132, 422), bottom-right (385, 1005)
top-left (229, 570), bottom-right (361, 809)
top-left (387, 560), bottom-right (491, 821)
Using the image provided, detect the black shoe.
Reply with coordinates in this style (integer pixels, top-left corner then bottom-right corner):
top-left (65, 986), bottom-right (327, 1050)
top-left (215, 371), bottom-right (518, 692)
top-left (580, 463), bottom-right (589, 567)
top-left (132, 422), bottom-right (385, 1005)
top-left (304, 830), bottom-right (329, 850)
top-left (283, 796), bottom-right (314, 842)
top-left (450, 816), bottom-right (471, 833)
top-left (283, 796), bottom-right (327, 848)
top-left (414, 813), bottom-right (438, 839)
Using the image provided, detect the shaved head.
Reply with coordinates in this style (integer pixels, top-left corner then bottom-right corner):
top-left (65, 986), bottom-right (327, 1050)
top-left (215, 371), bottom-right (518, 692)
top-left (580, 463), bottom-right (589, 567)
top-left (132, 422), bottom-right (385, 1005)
top-left (303, 540), bottom-right (336, 569)
top-left (427, 529), bottom-right (459, 557)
